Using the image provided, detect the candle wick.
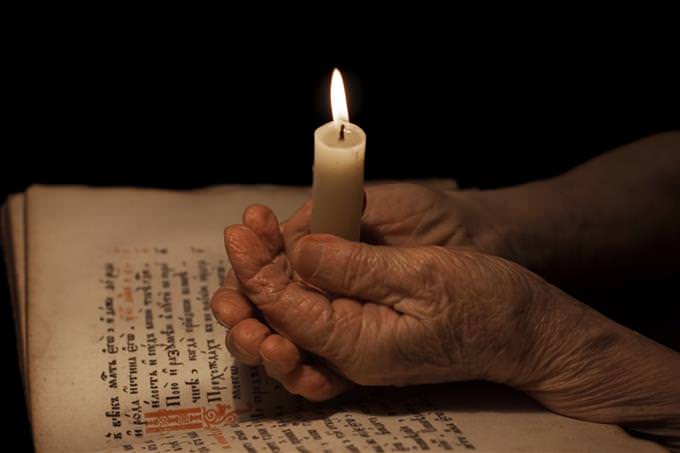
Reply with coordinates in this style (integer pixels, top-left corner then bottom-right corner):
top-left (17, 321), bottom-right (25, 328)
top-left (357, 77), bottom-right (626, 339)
top-left (339, 123), bottom-right (345, 141)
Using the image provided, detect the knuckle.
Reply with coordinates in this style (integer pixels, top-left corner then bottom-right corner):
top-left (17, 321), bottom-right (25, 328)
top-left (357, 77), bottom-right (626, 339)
top-left (259, 336), bottom-right (280, 360)
top-left (235, 319), bottom-right (269, 343)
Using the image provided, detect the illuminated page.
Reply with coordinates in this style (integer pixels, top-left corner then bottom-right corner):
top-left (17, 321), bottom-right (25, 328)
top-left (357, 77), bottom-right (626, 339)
top-left (25, 185), bottom-right (309, 453)
top-left (94, 383), bottom-right (665, 453)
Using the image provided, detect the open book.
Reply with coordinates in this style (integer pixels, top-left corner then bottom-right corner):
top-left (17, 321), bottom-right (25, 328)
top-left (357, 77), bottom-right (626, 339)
top-left (1, 184), bottom-right (665, 453)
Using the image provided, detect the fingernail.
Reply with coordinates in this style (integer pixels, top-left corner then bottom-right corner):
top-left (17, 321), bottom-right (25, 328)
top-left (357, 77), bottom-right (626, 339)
top-left (294, 235), bottom-right (334, 278)
top-left (215, 315), bottom-right (231, 330)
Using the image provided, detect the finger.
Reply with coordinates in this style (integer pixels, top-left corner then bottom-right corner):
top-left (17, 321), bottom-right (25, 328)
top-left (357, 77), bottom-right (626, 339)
top-left (226, 223), bottom-right (337, 355)
top-left (225, 225), bottom-right (279, 283)
top-left (211, 270), bottom-right (255, 328)
top-left (281, 364), bottom-right (352, 401)
top-left (282, 199), bottom-right (312, 256)
top-left (361, 183), bottom-right (397, 222)
top-left (259, 334), bottom-right (304, 377)
top-left (260, 335), bottom-right (351, 401)
top-left (226, 318), bottom-right (270, 366)
top-left (361, 183), bottom-right (428, 225)
top-left (290, 233), bottom-right (415, 305)
top-left (360, 184), bottom-right (439, 245)
top-left (243, 204), bottom-right (284, 257)
top-left (211, 285), bottom-right (254, 328)
top-left (360, 185), bottom-right (389, 244)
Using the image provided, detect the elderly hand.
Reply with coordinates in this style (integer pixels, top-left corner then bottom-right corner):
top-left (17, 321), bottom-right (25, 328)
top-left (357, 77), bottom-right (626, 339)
top-left (212, 200), bottom-right (566, 400)
top-left (212, 152), bottom-right (680, 449)
top-left (211, 183), bottom-right (512, 394)
top-left (211, 186), bottom-right (680, 450)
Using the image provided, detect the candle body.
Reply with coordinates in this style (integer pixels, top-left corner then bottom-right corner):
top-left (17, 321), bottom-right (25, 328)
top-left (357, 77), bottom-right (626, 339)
top-left (311, 121), bottom-right (366, 241)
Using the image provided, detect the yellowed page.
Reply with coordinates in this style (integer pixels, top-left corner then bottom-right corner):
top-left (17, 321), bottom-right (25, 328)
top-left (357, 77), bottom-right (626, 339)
top-left (26, 185), bottom-right (310, 453)
top-left (94, 383), bottom-right (665, 453)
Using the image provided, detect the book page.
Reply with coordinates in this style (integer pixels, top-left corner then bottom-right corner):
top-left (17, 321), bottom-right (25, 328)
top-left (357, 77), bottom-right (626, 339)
top-left (92, 383), bottom-right (665, 453)
top-left (26, 185), bottom-right (310, 453)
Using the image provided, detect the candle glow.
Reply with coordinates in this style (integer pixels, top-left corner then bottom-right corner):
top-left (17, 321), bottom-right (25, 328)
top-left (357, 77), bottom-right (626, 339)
top-left (331, 68), bottom-right (349, 129)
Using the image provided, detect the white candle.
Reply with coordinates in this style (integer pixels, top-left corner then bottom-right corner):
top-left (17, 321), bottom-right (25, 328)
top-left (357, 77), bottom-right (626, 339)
top-left (311, 68), bottom-right (366, 241)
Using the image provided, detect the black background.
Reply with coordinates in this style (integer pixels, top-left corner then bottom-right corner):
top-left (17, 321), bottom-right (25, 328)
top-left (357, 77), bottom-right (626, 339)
top-left (1, 32), bottom-right (678, 450)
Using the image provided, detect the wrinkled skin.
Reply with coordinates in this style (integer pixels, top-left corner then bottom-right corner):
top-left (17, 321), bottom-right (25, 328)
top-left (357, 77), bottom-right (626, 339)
top-left (211, 184), bottom-right (555, 400)
top-left (210, 139), bottom-right (680, 450)
top-left (355, 183), bottom-right (480, 247)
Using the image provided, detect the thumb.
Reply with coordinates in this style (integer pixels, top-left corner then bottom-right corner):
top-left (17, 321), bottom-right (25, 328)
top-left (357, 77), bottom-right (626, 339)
top-left (225, 224), bottom-right (336, 355)
top-left (290, 234), bottom-right (413, 305)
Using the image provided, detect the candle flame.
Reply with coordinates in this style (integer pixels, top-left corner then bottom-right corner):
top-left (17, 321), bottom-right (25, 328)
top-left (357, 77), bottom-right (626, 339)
top-left (331, 68), bottom-right (349, 128)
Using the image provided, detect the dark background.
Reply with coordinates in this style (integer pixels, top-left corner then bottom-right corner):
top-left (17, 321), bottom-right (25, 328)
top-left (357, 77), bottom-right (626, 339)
top-left (2, 36), bottom-right (678, 450)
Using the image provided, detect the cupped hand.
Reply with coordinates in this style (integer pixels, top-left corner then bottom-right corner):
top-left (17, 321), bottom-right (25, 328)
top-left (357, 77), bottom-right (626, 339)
top-left (211, 182), bottom-right (507, 340)
top-left (211, 201), bottom-right (554, 401)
